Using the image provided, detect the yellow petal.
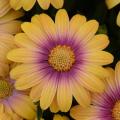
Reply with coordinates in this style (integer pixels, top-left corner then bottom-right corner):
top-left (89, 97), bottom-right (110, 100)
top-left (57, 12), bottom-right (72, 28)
top-left (14, 33), bottom-right (39, 51)
top-left (10, 64), bottom-right (40, 79)
top-left (74, 20), bottom-right (99, 44)
top-left (0, 0), bottom-right (11, 17)
top-left (51, 0), bottom-right (64, 9)
top-left (70, 80), bottom-right (91, 107)
top-left (70, 105), bottom-right (95, 120)
top-left (50, 96), bottom-right (59, 113)
top-left (57, 78), bottom-right (72, 112)
top-left (69, 14), bottom-right (86, 37)
top-left (85, 34), bottom-right (109, 51)
top-left (30, 82), bottom-right (44, 102)
top-left (21, 22), bottom-right (46, 45)
top-left (84, 65), bottom-right (109, 79)
top-left (0, 20), bottom-right (22, 34)
top-left (53, 114), bottom-right (69, 120)
top-left (37, 0), bottom-right (50, 10)
top-left (117, 11), bottom-right (120, 27)
top-left (32, 14), bottom-right (57, 40)
top-left (55, 9), bottom-right (69, 39)
top-left (7, 48), bottom-right (39, 63)
top-left (76, 71), bottom-right (105, 93)
top-left (115, 61), bottom-right (120, 87)
top-left (106, 0), bottom-right (120, 9)
top-left (15, 71), bottom-right (42, 90)
top-left (40, 77), bottom-right (57, 110)
top-left (85, 51), bottom-right (114, 65)
top-left (22, 0), bottom-right (36, 11)
top-left (8, 94), bottom-right (35, 119)
top-left (0, 10), bottom-right (23, 24)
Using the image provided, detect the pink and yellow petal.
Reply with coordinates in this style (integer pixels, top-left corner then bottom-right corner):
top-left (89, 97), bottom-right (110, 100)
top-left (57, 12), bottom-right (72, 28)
top-left (84, 51), bottom-right (114, 65)
top-left (51, 0), bottom-right (64, 9)
top-left (14, 33), bottom-right (39, 51)
top-left (21, 22), bottom-right (47, 45)
top-left (0, 0), bottom-right (11, 17)
top-left (37, 0), bottom-right (50, 10)
top-left (7, 48), bottom-right (39, 63)
top-left (74, 20), bottom-right (99, 44)
top-left (76, 71), bottom-right (105, 92)
top-left (0, 10), bottom-right (23, 24)
top-left (70, 105), bottom-right (95, 120)
top-left (0, 20), bottom-right (22, 34)
top-left (70, 80), bottom-right (91, 107)
top-left (69, 14), bottom-right (86, 37)
top-left (30, 82), bottom-right (44, 102)
top-left (8, 94), bottom-right (35, 119)
top-left (15, 71), bottom-right (43, 90)
top-left (57, 78), bottom-right (72, 112)
top-left (40, 77), bottom-right (57, 110)
top-left (85, 34), bottom-right (109, 51)
top-left (55, 9), bottom-right (69, 39)
top-left (32, 14), bottom-right (57, 40)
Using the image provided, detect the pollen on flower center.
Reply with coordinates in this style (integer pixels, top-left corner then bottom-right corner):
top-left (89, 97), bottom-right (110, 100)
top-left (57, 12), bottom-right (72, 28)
top-left (112, 101), bottom-right (120, 120)
top-left (0, 79), bottom-right (12, 99)
top-left (48, 45), bottom-right (75, 72)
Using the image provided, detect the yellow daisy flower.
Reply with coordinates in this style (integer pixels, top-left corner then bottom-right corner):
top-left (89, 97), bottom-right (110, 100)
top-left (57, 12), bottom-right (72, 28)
top-left (70, 63), bottom-right (120, 120)
top-left (0, 7), bottom-right (23, 34)
top-left (7, 9), bottom-right (113, 112)
top-left (53, 114), bottom-right (69, 120)
top-left (106, 0), bottom-right (120, 27)
top-left (10, 0), bottom-right (64, 11)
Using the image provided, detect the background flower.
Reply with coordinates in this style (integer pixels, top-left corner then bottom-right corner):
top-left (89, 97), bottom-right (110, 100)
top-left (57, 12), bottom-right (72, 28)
top-left (10, 0), bottom-right (64, 11)
top-left (106, 0), bottom-right (120, 27)
top-left (70, 61), bottom-right (120, 120)
top-left (7, 9), bottom-right (113, 113)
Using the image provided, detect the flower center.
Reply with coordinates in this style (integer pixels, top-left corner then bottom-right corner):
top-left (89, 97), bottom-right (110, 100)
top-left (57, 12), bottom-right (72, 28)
top-left (112, 101), bottom-right (120, 120)
top-left (48, 45), bottom-right (75, 72)
top-left (0, 80), bottom-right (12, 99)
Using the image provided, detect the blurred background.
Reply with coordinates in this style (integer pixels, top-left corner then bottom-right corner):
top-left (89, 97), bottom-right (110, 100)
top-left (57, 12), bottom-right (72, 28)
top-left (22, 0), bottom-right (120, 119)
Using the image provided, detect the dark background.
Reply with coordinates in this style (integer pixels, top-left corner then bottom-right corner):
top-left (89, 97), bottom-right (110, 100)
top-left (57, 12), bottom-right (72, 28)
top-left (22, 0), bottom-right (120, 119)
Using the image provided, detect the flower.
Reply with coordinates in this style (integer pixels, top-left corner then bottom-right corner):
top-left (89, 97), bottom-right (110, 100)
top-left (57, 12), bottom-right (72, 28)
top-left (70, 62), bottom-right (120, 120)
top-left (10, 0), bottom-right (64, 11)
top-left (53, 114), bottom-right (69, 120)
top-left (0, 33), bottom-right (36, 120)
top-left (106, 0), bottom-right (120, 27)
top-left (7, 9), bottom-right (113, 112)
top-left (0, 5), bottom-right (23, 34)
top-left (0, 76), bottom-right (36, 120)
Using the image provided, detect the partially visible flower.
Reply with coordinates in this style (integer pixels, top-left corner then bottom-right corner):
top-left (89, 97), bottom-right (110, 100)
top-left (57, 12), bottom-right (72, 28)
top-left (10, 0), bottom-right (64, 11)
top-left (0, 33), bottom-right (14, 77)
top-left (117, 11), bottom-right (120, 27)
top-left (70, 62), bottom-right (120, 120)
top-left (7, 9), bottom-right (113, 112)
top-left (0, 9), bottom-right (23, 34)
top-left (0, 33), bottom-right (36, 120)
top-left (106, 0), bottom-right (120, 27)
top-left (53, 114), bottom-right (69, 120)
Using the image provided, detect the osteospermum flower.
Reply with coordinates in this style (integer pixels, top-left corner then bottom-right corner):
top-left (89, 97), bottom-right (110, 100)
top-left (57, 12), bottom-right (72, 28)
top-left (106, 0), bottom-right (120, 27)
top-left (0, 7), bottom-right (23, 34)
top-left (53, 114), bottom-right (69, 120)
top-left (7, 9), bottom-right (113, 112)
top-left (70, 62), bottom-right (120, 120)
top-left (0, 76), bottom-right (36, 120)
top-left (10, 0), bottom-right (64, 11)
